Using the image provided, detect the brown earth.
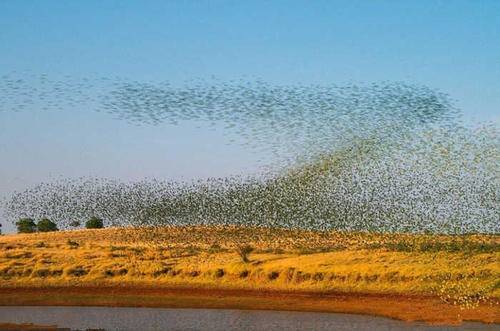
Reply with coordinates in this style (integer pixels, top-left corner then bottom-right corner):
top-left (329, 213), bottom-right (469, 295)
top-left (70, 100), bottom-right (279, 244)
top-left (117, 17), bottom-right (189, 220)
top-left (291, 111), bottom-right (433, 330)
top-left (0, 323), bottom-right (62, 330)
top-left (0, 286), bottom-right (498, 326)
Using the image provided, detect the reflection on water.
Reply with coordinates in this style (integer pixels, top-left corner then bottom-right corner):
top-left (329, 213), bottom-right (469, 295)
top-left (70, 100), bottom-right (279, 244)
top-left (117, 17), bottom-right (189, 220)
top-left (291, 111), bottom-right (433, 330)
top-left (0, 306), bottom-right (496, 331)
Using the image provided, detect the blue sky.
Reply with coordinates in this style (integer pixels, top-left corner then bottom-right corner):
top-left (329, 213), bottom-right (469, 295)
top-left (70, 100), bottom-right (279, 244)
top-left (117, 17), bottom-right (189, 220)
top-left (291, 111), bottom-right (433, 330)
top-left (1, 1), bottom-right (499, 112)
top-left (0, 0), bottom-right (499, 231)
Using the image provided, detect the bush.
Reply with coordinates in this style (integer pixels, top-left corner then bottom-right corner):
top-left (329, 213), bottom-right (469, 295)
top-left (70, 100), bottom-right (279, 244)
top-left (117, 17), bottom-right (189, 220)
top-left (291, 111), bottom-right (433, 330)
top-left (16, 218), bottom-right (36, 233)
top-left (85, 217), bottom-right (104, 229)
top-left (67, 239), bottom-right (79, 248)
top-left (236, 244), bottom-right (254, 263)
top-left (69, 221), bottom-right (81, 227)
top-left (215, 268), bottom-right (225, 278)
top-left (37, 218), bottom-right (58, 232)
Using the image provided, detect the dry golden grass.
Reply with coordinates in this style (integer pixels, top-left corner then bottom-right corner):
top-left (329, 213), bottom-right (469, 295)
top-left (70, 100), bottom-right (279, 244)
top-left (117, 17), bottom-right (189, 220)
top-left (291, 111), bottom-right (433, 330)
top-left (0, 226), bottom-right (498, 309)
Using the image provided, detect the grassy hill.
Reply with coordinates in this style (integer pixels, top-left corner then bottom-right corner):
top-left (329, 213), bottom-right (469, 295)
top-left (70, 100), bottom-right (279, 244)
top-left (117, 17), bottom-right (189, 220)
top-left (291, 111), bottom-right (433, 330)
top-left (1, 226), bottom-right (498, 305)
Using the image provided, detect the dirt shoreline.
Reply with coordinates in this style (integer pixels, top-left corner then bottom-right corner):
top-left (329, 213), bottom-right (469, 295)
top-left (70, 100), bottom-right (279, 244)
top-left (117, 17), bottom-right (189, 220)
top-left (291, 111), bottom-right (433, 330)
top-left (0, 286), bottom-right (498, 326)
top-left (0, 323), bottom-right (61, 331)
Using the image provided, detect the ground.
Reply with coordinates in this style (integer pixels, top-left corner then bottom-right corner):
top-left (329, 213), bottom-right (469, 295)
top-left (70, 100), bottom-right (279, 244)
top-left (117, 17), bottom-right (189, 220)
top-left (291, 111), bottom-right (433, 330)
top-left (0, 226), bottom-right (498, 325)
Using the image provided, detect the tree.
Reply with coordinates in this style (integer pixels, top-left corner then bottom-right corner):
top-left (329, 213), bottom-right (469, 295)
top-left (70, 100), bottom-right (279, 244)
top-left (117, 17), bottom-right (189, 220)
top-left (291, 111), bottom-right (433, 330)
top-left (37, 218), bottom-right (58, 232)
top-left (236, 244), bottom-right (254, 263)
top-left (16, 218), bottom-right (36, 233)
top-left (85, 217), bottom-right (104, 229)
top-left (69, 221), bottom-right (81, 227)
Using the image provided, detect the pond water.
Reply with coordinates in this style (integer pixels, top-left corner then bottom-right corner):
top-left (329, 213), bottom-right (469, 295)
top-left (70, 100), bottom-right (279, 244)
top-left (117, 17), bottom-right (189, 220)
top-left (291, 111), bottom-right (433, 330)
top-left (0, 306), bottom-right (497, 331)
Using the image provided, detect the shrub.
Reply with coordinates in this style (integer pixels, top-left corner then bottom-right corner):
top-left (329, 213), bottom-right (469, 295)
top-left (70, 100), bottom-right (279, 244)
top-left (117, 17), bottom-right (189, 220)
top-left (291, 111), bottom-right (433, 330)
top-left (85, 217), bottom-right (104, 229)
top-left (215, 268), bottom-right (225, 278)
top-left (66, 266), bottom-right (88, 277)
top-left (236, 244), bottom-right (254, 263)
top-left (37, 218), bottom-right (58, 232)
top-left (35, 269), bottom-right (50, 278)
top-left (69, 221), bottom-right (81, 227)
top-left (67, 239), bottom-right (79, 248)
top-left (16, 218), bottom-right (36, 233)
top-left (268, 271), bottom-right (280, 280)
top-left (386, 241), bottom-right (414, 252)
top-left (208, 243), bottom-right (227, 254)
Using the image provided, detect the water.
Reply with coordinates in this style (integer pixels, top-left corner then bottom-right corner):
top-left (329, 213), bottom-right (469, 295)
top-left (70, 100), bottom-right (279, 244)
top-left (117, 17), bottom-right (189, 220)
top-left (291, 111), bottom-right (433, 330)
top-left (0, 307), bottom-right (496, 331)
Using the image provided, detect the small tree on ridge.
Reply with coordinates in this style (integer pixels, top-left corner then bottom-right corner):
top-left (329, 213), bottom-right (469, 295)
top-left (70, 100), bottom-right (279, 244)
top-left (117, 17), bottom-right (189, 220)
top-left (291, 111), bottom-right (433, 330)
top-left (85, 217), bottom-right (104, 229)
top-left (16, 218), bottom-right (36, 233)
top-left (37, 218), bottom-right (58, 232)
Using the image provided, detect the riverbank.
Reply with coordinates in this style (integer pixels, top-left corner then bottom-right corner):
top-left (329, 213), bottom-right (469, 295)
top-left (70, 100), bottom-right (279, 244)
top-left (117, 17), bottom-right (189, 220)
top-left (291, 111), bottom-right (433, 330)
top-left (2, 305), bottom-right (500, 331)
top-left (0, 226), bottom-right (498, 325)
top-left (0, 322), bottom-right (59, 331)
top-left (0, 287), bottom-right (498, 325)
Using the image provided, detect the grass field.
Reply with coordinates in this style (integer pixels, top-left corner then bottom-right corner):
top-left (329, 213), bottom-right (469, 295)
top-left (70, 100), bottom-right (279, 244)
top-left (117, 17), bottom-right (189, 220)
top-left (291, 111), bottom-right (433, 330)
top-left (0, 226), bottom-right (498, 324)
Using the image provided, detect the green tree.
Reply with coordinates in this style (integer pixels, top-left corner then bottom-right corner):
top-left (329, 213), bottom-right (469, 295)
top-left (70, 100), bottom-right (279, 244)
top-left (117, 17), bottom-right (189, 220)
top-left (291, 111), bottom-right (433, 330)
top-left (37, 218), bottom-right (58, 232)
top-left (16, 218), bottom-right (36, 233)
top-left (69, 220), bottom-right (81, 227)
top-left (85, 217), bottom-right (104, 229)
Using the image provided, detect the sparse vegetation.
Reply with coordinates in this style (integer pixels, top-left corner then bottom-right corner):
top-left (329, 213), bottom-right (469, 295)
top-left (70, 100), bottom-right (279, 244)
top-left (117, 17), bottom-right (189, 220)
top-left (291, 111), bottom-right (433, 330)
top-left (36, 218), bottom-right (58, 232)
top-left (85, 217), bottom-right (104, 229)
top-left (66, 266), bottom-right (88, 277)
top-left (66, 239), bottom-right (79, 248)
top-left (236, 244), bottom-right (254, 263)
top-left (34, 241), bottom-right (46, 248)
top-left (0, 226), bottom-right (497, 315)
top-left (214, 268), bottom-right (225, 278)
top-left (16, 218), bottom-right (36, 233)
top-left (69, 221), bottom-right (81, 227)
